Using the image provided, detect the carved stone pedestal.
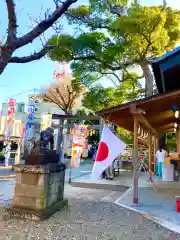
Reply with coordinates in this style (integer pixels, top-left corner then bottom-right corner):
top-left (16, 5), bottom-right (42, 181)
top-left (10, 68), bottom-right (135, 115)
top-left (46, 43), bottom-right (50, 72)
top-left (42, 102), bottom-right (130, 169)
top-left (6, 163), bottom-right (67, 221)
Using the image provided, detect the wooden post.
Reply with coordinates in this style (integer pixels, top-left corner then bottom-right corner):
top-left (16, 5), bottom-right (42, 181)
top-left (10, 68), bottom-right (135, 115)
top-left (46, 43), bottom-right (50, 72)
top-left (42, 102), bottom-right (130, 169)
top-left (56, 119), bottom-right (61, 154)
top-left (132, 116), bottom-right (139, 204)
top-left (59, 119), bottom-right (64, 163)
top-left (56, 119), bottom-right (64, 163)
top-left (148, 131), bottom-right (153, 181)
top-left (176, 125), bottom-right (180, 152)
top-left (153, 137), bottom-right (157, 174)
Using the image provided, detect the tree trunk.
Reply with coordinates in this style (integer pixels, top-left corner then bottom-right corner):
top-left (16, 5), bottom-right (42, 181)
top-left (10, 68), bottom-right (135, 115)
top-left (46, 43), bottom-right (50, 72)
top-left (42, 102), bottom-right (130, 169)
top-left (0, 48), bottom-right (14, 75)
top-left (141, 63), bottom-right (154, 97)
top-left (141, 63), bottom-right (167, 149)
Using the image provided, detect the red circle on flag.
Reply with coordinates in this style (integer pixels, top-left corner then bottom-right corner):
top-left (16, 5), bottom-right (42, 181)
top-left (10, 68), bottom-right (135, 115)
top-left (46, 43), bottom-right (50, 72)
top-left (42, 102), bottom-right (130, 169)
top-left (96, 141), bottom-right (109, 162)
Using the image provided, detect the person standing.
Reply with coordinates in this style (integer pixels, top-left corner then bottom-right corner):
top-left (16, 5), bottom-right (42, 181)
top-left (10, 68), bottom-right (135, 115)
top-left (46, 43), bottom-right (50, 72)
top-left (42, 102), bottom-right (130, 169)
top-left (156, 146), bottom-right (167, 177)
top-left (4, 141), bottom-right (11, 166)
top-left (0, 142), bottom-right (5, 164)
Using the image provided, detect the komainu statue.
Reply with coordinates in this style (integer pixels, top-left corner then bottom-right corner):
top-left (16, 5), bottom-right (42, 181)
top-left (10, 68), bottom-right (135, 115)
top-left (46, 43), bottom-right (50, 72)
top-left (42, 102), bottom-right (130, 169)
top-left (40, 127), bottom-right (54, 150)
top-left (25, 127), bottom-right (59, 165)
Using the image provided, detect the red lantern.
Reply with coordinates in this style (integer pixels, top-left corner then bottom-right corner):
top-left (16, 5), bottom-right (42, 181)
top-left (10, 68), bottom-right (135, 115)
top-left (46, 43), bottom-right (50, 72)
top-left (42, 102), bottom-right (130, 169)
top-left (8, 110), bottom-right (13, 116)
top-left (8, 98), bottom-right (16, 107)
top-left (56, 73), bottom-right (61, 80)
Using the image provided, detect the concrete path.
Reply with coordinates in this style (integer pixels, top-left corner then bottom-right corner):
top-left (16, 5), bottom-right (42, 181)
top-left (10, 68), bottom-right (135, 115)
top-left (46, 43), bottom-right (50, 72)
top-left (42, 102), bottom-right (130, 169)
top-left (0, 162), bottom-right (93, 180)
top-left (116, 186), bottom-right (180, 235)
top-left (0, 180), bottom-right (180, 239)
top-left (0, 166), bottom-right (15, 179)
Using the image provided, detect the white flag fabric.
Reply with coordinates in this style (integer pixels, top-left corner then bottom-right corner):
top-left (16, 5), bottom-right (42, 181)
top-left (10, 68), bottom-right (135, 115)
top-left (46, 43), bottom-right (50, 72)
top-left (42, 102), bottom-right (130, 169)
top-left (91, 126), bottom-right (126, 179)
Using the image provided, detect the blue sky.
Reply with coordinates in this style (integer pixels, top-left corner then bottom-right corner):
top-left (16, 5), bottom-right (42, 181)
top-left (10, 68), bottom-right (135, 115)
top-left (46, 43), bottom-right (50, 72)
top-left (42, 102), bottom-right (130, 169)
top-left (0, 0), bottom-right (179, 105)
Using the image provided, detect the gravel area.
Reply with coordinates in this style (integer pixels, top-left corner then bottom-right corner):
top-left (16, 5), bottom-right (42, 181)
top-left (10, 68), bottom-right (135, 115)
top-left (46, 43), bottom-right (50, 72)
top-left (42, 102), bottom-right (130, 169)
top-left (0, 180), bottom-right (180, 239)
top-left (0, 198), bottom-right (179, 239)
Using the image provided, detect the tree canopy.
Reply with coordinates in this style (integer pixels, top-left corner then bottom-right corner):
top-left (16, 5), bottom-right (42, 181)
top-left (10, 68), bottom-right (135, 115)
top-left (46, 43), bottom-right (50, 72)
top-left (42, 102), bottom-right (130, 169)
top-left (37, 75), bottom-right (85, 114)
top-left (48, 2), bottom-right (180, 95)
top-left (83, 71), bottom-right (141, 111)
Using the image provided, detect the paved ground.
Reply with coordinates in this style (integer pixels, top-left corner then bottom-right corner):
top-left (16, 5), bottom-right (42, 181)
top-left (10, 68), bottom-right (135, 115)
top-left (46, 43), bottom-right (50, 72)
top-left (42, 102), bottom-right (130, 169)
top-left (116, 187), bottom-right (180, 234)
top-left (0, 162), bottom-right (93, 180)
top-left (0, 180), bottom-right (180, 239)
top-left (0, 199), bottom-right (179, 239)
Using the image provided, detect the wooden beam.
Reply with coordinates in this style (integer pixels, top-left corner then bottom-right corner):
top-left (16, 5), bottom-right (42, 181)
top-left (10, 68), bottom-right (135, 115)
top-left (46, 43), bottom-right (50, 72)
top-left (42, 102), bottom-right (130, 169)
top-left (52, 114), bottom-right (100, 121)
top-left (96, 89), bottom-right (180, 116)
top-left (135, 113), bottom-right (158, 137)
top-left (157, 128), bottom-right (174, 134)
top-left (132, 116), bottom-right (139, 205)
top-left (156, 123), bottom-right (174, 131)
top-left (148, 110), bottom-right (172, 123)
top-left (52, 123), bottom-right (100, 130)
top-left (150, 118), bottom-right (174, 128)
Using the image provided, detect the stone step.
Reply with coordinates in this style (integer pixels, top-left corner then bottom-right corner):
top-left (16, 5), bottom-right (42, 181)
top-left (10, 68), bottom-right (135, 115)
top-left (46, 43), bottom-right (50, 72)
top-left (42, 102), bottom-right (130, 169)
top-left (71, 181), bottom-right (129, 192)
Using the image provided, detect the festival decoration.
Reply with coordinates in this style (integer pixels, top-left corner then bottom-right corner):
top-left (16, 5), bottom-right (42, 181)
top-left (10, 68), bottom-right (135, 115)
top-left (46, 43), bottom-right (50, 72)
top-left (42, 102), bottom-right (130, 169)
top-left (7, 98), bottom-right (16, 116)
top-left (40, 114), bottom-right (52, 131)
top-left (54, 62), bottom-right (69, 81)
top-left (69, 125), bottom-right (97, 138)
top-left (27, 103), bottom-right (37, 121)
top-left (71, 142), bottom-right (83, 168)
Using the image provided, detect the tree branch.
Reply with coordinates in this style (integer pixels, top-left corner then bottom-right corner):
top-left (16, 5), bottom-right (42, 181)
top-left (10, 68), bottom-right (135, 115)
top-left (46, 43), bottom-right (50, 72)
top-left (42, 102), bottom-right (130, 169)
top-left (42, 92), bottom-right (65, 111)
top-left (15, 0), bottom-right (77, 48)
top-left (6, 0), bottom-right (17, 42)
top-left (72, 55), bottom-right (133, 71)
top-left (56, 87), bottom-right (68, 109)
top-left (101, 72), bottom-right (120, 87)
top-left (8, 44), bottom-right (54, 63)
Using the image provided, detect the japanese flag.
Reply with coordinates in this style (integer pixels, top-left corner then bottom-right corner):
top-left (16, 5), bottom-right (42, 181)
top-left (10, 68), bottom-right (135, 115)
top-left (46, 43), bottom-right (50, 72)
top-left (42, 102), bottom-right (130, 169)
top-left (92, 126), bottom-right (126, 179)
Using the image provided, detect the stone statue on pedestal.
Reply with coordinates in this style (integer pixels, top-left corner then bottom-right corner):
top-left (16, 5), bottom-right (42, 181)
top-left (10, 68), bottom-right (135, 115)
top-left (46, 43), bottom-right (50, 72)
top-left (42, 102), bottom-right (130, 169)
top-left (40, 127), bottom-right (54, 150)
top-left (25, 127), bottom-right (59, 165)
top-left (7, 127), bottom-right (67, 221)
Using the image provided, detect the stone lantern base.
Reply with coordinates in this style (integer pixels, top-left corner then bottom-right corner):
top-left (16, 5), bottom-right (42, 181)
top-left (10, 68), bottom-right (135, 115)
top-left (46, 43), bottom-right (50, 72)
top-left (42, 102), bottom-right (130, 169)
top-left (6, 163), bottom-right (67, 221)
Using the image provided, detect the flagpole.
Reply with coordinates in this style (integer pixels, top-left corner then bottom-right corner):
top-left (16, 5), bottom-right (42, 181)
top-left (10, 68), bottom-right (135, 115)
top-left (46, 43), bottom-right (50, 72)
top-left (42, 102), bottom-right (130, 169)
top-left (99, 117), bottom-right (105, 139)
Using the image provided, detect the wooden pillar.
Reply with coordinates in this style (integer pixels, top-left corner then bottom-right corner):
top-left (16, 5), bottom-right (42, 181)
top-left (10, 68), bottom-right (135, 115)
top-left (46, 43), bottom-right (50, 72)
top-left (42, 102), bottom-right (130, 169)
top-left (132, 116), bottom-right (139, 204)
top-left (59, 119), bottom-right (65, 163)
top-left (176, 125), bottom-right (180, 152)
top-left (56, 119), bottom-right (61, 154)
top-left (153, 137), bottom-right (158, 174)
top-left (148, 131), bottom-right (153, 181)
top-left (56, 119), bottom-right (64, 163)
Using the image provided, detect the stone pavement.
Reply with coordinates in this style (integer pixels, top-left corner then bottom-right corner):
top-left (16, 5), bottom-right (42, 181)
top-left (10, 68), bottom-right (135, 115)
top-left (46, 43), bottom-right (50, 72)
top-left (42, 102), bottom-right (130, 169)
top-left (116, 187), bottom-right (180, 235)
top-left (0, 162), bottom-right (93, 180)
top-left (0, 166), bottom-right (15, 179)
top-left (0, 180), bottom-right (180, 239)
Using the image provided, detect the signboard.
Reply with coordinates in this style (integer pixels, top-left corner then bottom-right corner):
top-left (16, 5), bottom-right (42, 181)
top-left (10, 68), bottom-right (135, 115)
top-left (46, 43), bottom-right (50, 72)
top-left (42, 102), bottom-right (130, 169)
top-left (70, 125), bottom-right (88, 167)
top-left (8, 98), bottom-right (16, 116)
top-left (40, 114), bottom-right (52, 131)
top-left (27, 104), bottom-right (36, 121)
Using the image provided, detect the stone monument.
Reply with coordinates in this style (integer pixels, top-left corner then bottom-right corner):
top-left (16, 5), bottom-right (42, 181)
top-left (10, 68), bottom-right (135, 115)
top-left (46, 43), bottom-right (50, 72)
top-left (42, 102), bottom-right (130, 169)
top-left (6, 128), bottom-right (67, 220)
